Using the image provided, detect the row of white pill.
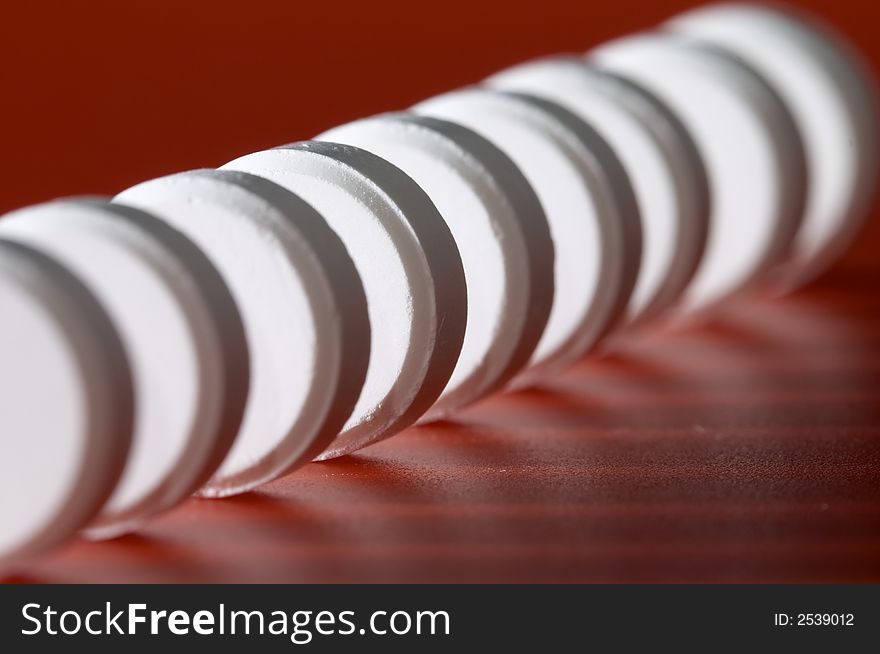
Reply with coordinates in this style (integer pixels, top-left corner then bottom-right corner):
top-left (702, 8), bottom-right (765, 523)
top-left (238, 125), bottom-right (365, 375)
top-left (0, 3), bottom-right (875, 567)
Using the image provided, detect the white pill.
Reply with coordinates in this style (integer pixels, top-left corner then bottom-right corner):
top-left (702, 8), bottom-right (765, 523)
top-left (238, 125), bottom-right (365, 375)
top-left (668, 3), bottom-right (879, 288)
top-left (0, 199), bottom-right (250, 535)
top-left (488, 58), bottom-right (710, 324)
top-left (222, 143), bottom-right (466, 456)
top-left (413, 89), bottom-right (639, 381)
top-left (117, 170), bottom-right (370, 493)
top-left (0, 238), bottom-right (133, 564)
top-left (591, 33), bottom-right (808, 313)
top-left (318, 114), bottom-right (552, 417)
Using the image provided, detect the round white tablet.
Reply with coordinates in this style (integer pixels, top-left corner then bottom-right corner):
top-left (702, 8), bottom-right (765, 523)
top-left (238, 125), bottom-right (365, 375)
top-left (222, 143), bottom-right (467, 456)
top-left (591, 33), bottom-right (808, 313)
top-left (318, 114), bottom-right (552, 417)
top-left (487, 57), bottom-right (710, 324)
top-left (0, 198), bottom-right (250, 535)
top-left (0, 238), bottom-right (133, 564)
top-left (668, 3), bottom-right (879, 288)
top-left (413, 89), bottom-right (640, 381)
top-left (117, 170), bottom-right (370, 494)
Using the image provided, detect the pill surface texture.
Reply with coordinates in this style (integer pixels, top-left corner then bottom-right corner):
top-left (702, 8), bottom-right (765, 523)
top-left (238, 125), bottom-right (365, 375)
top-left (223, 143), bottom-right (467, 455)
top-left (319, 115), bottom-right (556, 415)
top-left (117, 170), bottom-right (370, 493)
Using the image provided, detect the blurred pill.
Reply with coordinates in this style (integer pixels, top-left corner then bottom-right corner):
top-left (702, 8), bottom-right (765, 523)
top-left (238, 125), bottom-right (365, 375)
top-left (414, 89), bottom-right (640, 382)
top-left (0, 198), bottom-right (249, 533)
top-left (591, 33), bottom-right (807, 313)
top-left (488, 58), bottom-right (710, 324)
top-left (668, 2), bottom-right (879, 288)
top-left (0, 238), bottom-right (133, 564)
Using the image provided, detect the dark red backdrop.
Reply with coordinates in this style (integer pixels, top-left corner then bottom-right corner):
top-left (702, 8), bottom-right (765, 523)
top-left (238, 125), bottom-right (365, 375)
top-left (1, 1), bottom-right (879, 582)
top-left (0, 1), bottom-right (876, 247)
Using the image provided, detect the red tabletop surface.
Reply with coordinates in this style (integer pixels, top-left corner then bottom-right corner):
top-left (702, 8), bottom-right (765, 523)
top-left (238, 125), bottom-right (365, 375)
top-left (1, 0), bottom-right (879, 583)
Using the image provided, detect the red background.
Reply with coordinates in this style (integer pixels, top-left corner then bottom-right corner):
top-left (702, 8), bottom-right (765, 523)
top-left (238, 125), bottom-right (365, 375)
top-left (2, 1), bottom-right (879, 582)
top-left (0, 0), bottom-right (877, 261)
